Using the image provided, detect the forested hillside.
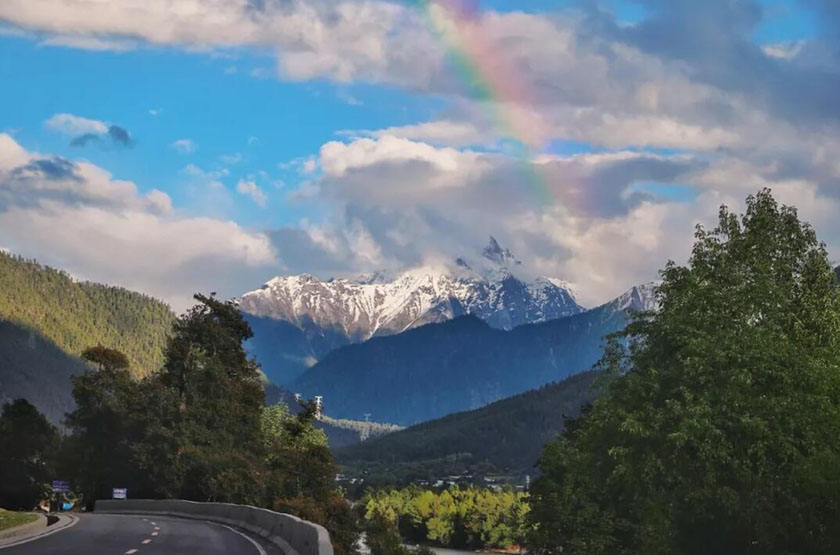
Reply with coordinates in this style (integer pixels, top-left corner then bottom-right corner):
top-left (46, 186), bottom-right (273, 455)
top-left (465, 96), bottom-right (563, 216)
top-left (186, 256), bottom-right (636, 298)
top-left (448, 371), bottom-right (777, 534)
top-left (0, 320), bottom-right (89, 424)
top-left (0, 252), bottom-right (174, 377)
top-left (293, 299), bottom-right (627, 425)
top-left (336, 371), bottom-right (598, 483)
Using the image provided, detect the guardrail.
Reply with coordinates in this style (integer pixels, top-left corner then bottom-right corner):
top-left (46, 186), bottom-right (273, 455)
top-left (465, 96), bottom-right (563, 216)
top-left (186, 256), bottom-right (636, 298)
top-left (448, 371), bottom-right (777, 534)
top-left (95, 499), bottom-right (333, 555)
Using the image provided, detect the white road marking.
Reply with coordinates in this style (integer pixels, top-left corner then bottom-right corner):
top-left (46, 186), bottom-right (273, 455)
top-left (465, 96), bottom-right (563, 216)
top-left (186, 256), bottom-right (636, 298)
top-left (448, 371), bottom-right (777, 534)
top-left (142, 518), bottom-right (148, 522)
top-left (142, 539), bottom-right (151, 544)
top-left (125, 550), bottom-right (138, 554)
top-left (150, 522), bottom-right (156, 526)
top-left (152, 532), bottom-right (159, 536)
top-left (0, 514), bottom-right (79, 550)
top-left (153, 526), bottom-right (159, 530)
top-left (80, 513), bottom-right (265, 555)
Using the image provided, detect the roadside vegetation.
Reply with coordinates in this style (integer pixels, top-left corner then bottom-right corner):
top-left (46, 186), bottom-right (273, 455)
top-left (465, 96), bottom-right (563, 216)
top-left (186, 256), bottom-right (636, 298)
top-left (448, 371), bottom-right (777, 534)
top-left (0, 509), bottom-right (39, 532)
top-left (528, 190), bottom-right (840, 554)
top-left (363, 486), bottom-right (529, 551)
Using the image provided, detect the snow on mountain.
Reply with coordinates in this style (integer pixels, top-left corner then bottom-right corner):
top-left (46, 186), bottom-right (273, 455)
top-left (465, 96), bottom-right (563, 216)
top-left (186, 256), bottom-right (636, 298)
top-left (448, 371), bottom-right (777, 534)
top-left (239, 237), bottom-right (584, 340)
top-left (607, 282), bottom-right (660, 313)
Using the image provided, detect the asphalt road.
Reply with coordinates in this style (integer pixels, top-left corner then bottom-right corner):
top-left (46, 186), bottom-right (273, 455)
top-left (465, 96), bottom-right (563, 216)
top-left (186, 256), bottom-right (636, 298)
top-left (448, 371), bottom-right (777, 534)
top-left (0, 513), bottom-right (266, 555)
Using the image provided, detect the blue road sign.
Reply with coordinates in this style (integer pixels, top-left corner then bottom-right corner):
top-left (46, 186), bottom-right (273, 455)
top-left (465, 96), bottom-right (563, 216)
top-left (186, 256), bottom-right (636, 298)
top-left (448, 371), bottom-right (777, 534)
top-left (52, 480), bottom-right (70, 493)
top-left (112, 488), bottom-right (127, 500)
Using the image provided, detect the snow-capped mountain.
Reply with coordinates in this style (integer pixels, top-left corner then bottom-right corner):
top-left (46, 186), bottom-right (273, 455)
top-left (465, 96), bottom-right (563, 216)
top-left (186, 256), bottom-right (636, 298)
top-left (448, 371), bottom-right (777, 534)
top-left (240, 238), bottom-right (583, 385)
top-left (608, 282), bottom-right (660, 314)
top-left (239, 237), bottom-right (583, 340)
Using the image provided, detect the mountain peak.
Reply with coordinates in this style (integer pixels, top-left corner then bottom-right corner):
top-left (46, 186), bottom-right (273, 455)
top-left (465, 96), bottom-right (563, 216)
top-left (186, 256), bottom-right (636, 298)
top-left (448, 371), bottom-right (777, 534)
top-left (609, 282), bottom-right (660, 313)
top-left (482, 236), bottom-right (520, 266)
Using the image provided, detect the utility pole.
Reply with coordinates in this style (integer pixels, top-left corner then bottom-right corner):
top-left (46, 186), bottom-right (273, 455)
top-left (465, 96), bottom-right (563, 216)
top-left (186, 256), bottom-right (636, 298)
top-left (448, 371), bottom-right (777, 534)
top-left (362, 413), bottom-right (372, 441)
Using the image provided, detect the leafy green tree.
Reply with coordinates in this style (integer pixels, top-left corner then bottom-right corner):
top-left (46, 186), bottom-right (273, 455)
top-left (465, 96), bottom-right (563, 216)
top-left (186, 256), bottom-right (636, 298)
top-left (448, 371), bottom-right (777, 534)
top-left (139, 294), bottom-right (266, 504)
top-left (263, 401), bottom-right (332, 502)
top-left (82, 345), bottom-right (130, 372)
top-left (266, 400), bottom-right (360, 555)
top-left (528, 190), bottom-right (840, 555)
top-left (0, 399), bottom-right (59, 509)
top-left (362, 486), bottom-right (529, 550)
top-left (65, 348), bottom-right (141, 507)
top-left (365, 513), bottom-right (411, 555)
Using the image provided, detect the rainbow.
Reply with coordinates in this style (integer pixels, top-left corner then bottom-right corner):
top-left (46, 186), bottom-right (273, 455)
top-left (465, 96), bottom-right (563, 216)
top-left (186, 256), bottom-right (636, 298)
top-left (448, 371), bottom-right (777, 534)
top-left (414, 0), bottom-right (554, 207)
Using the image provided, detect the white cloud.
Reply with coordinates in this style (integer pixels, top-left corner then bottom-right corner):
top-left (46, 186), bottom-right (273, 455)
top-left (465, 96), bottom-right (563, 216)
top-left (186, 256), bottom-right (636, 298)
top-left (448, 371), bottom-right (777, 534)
top-left (171, 139), bottom-right (196, 154)
top-left (319, 136), bottom-right (471, 177)
top-left (301, 156), bottom-right (317, 175)
top-left (220, 152), bottom-right (243, 165)
top-left (343, 120), bottom-right (492, 148)
top-left (44, 113), bottom-right (107, 135)
top-left (39, 34), bottom-right (135, 51)
top-left (0, 134), bottom-right (277, 311)
top-left (278, 155), bottom-right (319, 175)
top-left (236, 179), bottom-right (267, 207)
top-left (266, 133), bottom-right (840, 307)
top-left (5, 1), bottom-right (840, 306)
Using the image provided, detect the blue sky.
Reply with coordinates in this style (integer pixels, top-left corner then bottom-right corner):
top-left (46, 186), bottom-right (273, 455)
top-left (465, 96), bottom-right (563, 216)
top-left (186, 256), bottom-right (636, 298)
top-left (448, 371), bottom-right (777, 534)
top-left (0, 0), bottom-right (837, 309)
top-left (0, 33), bottom-right (443, 227)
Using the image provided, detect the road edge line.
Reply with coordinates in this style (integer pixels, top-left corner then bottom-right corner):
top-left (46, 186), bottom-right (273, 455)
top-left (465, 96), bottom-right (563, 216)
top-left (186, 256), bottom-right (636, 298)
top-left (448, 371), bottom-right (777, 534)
top-left (212, 522), bottom-right (268, 555)
top-left (0, 514), bottom-right (79, 550)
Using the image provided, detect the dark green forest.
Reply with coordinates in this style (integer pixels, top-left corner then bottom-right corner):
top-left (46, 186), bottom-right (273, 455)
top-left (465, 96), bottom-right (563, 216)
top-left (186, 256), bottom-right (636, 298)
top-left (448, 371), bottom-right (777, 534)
top-left (0, 320), bottom-right (90, 423)
top-left (0, 252), bottom-right (174, 377)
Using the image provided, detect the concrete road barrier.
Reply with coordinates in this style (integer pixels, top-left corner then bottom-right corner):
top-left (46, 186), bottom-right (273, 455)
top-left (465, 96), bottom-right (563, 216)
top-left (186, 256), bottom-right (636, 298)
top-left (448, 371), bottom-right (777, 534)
top-left (95, 499), bottom-right (333, 555)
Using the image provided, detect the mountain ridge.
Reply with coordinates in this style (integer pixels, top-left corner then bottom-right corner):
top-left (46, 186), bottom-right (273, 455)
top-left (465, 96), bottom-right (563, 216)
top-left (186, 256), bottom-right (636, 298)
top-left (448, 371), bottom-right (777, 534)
top-left (240, 238), bottom-right (584, 385)
top-left (290, 284), bottom-right (656, 425)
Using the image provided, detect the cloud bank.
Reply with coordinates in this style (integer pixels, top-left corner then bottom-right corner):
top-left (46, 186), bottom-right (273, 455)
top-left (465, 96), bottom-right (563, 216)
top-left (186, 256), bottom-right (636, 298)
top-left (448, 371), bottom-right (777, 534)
top-left (2, 1), bottom-right (840, 306)
top-left (0, 133), bottom-right (277, 311)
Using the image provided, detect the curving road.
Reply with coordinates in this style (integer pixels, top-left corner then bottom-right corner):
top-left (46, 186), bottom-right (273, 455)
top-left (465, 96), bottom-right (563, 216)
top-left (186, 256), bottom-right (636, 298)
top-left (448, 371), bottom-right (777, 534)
top-left (0, 513), bottom-right (266, 555)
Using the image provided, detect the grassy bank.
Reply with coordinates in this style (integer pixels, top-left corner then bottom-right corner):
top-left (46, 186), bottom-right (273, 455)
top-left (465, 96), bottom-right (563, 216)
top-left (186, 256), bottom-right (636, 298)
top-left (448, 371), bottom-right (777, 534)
top-left (0, 509), bottom-right (38, 531)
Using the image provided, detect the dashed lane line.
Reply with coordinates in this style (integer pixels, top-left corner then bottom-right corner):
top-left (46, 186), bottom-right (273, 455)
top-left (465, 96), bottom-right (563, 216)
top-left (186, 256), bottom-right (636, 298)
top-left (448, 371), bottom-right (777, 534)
top-left (125, 550), bottom-right (138, 554)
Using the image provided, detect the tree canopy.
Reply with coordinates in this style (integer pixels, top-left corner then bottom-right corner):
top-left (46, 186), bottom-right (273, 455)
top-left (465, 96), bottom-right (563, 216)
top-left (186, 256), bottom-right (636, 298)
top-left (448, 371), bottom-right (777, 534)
top-left (0, 399), bottom-right (59, 509)
top-left (61, 294), bottom-right (359, 554)
top-left (528, 190), bottom-right (840, 555)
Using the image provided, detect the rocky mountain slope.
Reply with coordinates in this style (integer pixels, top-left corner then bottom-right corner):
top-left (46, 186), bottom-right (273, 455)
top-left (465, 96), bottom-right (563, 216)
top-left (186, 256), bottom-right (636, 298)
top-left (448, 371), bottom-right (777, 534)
top-left (241, 238), bottom-right (583, 385)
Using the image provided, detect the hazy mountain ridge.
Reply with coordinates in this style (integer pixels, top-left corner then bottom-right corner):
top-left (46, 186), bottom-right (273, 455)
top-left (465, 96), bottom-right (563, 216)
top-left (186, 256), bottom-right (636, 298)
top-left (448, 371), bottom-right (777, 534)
top-left (240, 238), bottom-right (583, 385)
top-left (291, 284), bottom-right (656, 425)
top-left (335, 370), bottom-right (599, 482)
